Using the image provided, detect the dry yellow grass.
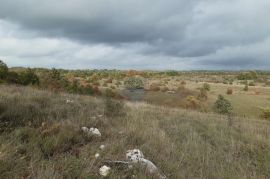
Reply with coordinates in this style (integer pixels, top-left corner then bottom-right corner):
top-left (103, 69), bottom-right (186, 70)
top-left (0, 85), bottom-right (270, 178)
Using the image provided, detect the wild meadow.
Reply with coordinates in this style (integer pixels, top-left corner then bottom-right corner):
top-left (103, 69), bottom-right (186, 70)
top-left (1, 61), bottom-right (270, 178)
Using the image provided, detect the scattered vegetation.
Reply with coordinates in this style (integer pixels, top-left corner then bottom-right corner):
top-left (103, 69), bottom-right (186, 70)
top-left (0, 85), bottom-right (270, 178)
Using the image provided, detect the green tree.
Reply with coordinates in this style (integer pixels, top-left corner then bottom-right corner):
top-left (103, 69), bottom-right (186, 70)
top-left (0, 60), bottom-right (8, 80)
top-left (6, 71), bottom-right (20, 84)
top-left (214, 95), bottom-right (233, 114)
top-left (19, 68), bottom-right (39, 85)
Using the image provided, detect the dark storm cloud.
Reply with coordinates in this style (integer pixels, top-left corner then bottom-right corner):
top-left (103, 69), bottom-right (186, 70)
top-left (0, 0), bottom-right (270, 69)
top-left (0, 0), bottom-right (196, 43)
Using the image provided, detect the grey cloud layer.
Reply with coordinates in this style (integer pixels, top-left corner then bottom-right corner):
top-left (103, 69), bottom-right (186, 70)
top-left (0, 0), bottom-right (270, 69)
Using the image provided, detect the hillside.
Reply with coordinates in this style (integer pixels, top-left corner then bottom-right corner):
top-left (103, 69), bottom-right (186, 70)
top-left (0, 85), bottom-right (270, 178)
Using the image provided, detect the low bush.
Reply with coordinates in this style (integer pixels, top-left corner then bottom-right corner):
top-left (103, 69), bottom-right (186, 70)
top-left (161, 86), bottom-right (169, 92)
top-left (197, 88), bottom-right (208, 101)
top-left (124, 77), bottom-right (144, 90)
top-left (181, 81), bottom-right (186, 85)
top-left (104, 88), bottom-right (116, 98)
top-left (214, 95), bottom-right (233, 114)
top-left (243, 84), bottom-right (249, 91)
top-left (39, 125), bottom-right (85, 158)
top-left (104, 97), bottom-right (126, 117)
top-left (149, 83), bottom-right (160, 91)
top-left (227, 88), bottom-right (233, 95)
top-left (106, 78), bottom-right (113, 83)
top-left (203, 83), bottom-right (211, 91)
top-left (260, 107), bottom-right (270, 120)
top-left (249, 81), bottom-right (255, 86)
top-left (185, 96), bottom-right (201, 109)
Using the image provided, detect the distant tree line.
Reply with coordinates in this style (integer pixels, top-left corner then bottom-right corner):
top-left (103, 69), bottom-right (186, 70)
top-left (0, 60), bottom-right (39, 85)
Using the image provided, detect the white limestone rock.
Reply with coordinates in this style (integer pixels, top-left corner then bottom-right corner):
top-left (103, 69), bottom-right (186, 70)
top-left (66, 99), bottom-right (74, 103)
top-left (100, 145), bottom-right (105, 150)
top-left (126, 149), bottom-right (144, 163)
top-left (95, 153), bottom-right (100, 158)
top-left (89, 127), bottom-right (101, 137)
top-left (99, 165), bottom-right (111, 176)
top-left (81, 127), bottom-right (101, 137)
top-left (126, 149), bottom-right (166, 179)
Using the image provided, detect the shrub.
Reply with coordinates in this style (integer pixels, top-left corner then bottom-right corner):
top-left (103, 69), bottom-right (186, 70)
top-left (39, 125), bottom-right (85, 158)
top-left (93, 81), bottom-right (100, 86)
top-left (149, 83), bottom-right (160, 91)
top-left (185, 96), bottom-right (200, 109)
top-left (214, 95), bottom-right (233, 114)
top-left (116, 81), bottom-right (122, 86)
top-left (0, 60), bottom-right (8, 79)
top-left (227, 88), bottom-right (233, 95)
top-left (161, 86), bottom-right (169, 92)
top-left (203, 83), bottom-right (210, 91)
top-left (197, 88), bottom-right (208, 101)
top-left (260, 107), bottom-right (270, 120)
top-left (82, 85), bottom-right (94, 95)
top-left (124, 77), bottom-right (144, 90)
top-left (249, 81), bottom-right (255, 86)
top-left (177, 83), bottom-right (186, 91)
top-left (104, 97), bottom-right (126, 117)
top-left (6, 71), bottom-right (21, 84)
top-left (104, 88), bottom-right (117, 98)
top-left (181, 81), bottom-right (186, 85)
top-left (243, 84), bottom-right (249, 91)
top-left (19, 68), bottom-right (39, 86)
top-left (106, 78), bottom-right (113, 83)
top-left (68, 80), bottom-right (82, 94)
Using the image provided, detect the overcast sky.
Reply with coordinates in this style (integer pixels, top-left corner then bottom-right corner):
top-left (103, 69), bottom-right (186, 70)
top-left (0, 0), bottom-right (270, 70)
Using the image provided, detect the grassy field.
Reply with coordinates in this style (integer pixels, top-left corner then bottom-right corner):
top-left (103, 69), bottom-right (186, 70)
top-left (1, 84), bottom-right (270, 178)
top-left (194, 82), bottom-right (270, 118)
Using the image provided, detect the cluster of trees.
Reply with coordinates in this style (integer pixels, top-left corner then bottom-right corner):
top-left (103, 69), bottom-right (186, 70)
top-left (40, 68), bottom-right (101, 96)
top-left (0, 60), bottom-right (39, 86)
top-left (0, 60), bottom-right (102, 96)
top-left (237, 71), bottom-right (258, 80)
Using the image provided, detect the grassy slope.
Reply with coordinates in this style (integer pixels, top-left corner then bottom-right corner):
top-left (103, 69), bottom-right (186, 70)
top-left (0, 85), bottom-right (270, 178)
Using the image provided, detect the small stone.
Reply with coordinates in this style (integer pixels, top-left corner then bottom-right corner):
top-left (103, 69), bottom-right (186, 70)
top-left (99, 145), bottom-right (105, 150)
top-left (95, 153), bottom-right (100, 158)
top-left (66, 99), bottom-right (74, 103)
top-left (81, 127), bottom-right (89, 133)
top-left (99, 165), bottom-right (111, 176)
top-left (81, 127), bottom-right (101, 137)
